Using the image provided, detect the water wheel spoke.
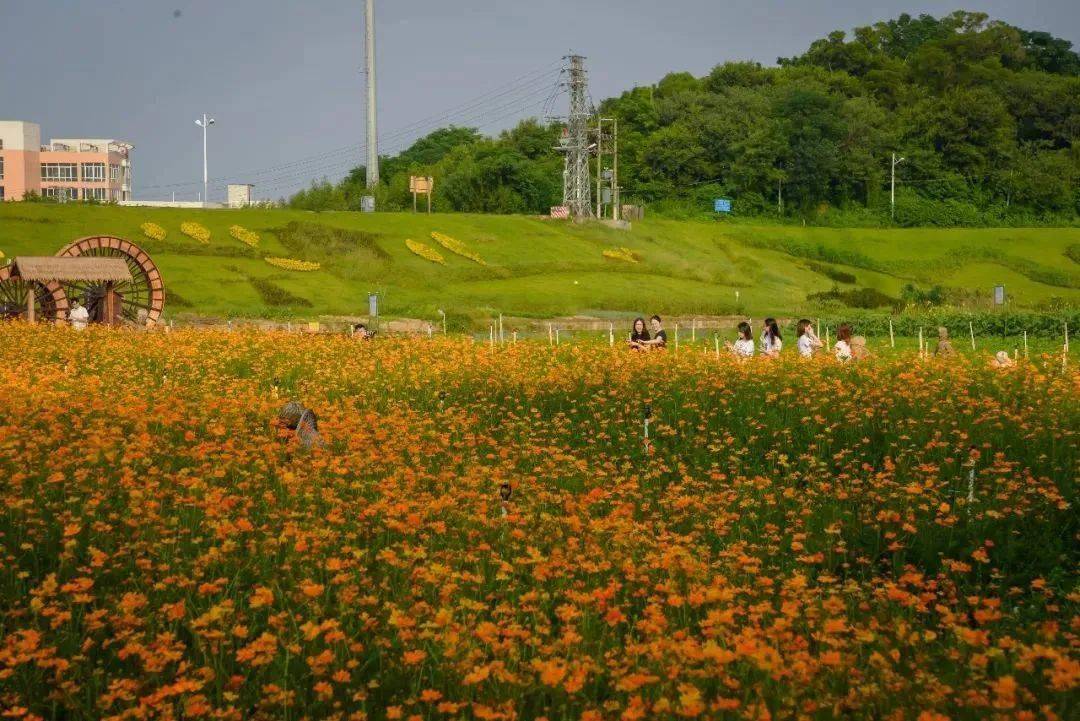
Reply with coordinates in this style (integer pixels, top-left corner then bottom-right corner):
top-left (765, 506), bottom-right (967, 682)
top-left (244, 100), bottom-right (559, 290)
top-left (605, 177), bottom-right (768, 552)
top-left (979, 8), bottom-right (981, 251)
top-left (55, 236), bottom-right (165, 326)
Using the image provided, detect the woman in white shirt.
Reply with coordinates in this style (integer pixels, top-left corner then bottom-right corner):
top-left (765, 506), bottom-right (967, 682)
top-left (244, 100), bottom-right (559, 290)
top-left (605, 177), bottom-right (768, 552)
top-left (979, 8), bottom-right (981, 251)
top-left (726, 321), bottom-right (755, 358)
top-left (760, 317), bottom-right (782, 357)
top-left (834, 323), bottom-right (853, 362)
top-left (796, 319), bottom-right (823, 358)
top-left (69, 300), bottom-right (89, 331)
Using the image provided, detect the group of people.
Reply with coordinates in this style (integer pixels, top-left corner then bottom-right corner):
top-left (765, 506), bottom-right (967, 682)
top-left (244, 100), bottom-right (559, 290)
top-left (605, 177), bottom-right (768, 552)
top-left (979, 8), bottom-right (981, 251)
top-left (629, 315), bottom-right (869, 362)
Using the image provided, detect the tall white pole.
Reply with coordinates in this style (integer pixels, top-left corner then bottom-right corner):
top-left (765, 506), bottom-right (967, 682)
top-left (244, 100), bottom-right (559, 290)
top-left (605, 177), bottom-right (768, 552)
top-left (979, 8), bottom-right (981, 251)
top-left (202, 113), bottom-right (209, 206)
top-left (890, 152), bottom-right (895, 222)
top-left (365, 0), bottom-right (379, 188)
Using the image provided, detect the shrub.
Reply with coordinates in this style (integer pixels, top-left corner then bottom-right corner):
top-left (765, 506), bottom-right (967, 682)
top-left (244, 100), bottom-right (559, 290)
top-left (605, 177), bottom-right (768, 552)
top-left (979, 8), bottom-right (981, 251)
top-left (806, 261), bottom-right (856, 284)
top-left (1065, 244), bottom-right (1080, 266)
top-left (249, 278), bottom-right (313, 308)
top-left (808, 286), bottom-right (900, 309)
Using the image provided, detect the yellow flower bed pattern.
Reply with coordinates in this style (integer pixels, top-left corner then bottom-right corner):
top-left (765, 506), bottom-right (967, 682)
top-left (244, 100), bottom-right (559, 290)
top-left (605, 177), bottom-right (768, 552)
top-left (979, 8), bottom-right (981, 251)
top-left (430, 232), bottom-right (486, 265)
top-left (230, 225), bottom-right (260, 248)
top-left (602, 247), bottom-right (640, 263)
top-left (180, 222), bottom-right (211, 244)
top-left (140, 222), bottom-right (167, 241)
top-left (405, 239), bottom-right (445, 265)
top-left (265, 257), bottom-right (320, 272)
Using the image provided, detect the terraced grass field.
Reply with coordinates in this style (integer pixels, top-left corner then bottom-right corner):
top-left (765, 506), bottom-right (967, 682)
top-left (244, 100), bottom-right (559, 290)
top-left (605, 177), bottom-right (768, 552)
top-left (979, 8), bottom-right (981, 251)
top-left (1, 204), bottom-right (1077, 324)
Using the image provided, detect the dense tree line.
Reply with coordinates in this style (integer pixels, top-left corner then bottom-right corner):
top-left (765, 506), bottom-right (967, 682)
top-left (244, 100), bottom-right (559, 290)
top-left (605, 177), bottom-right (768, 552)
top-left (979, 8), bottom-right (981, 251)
top-left (290, 11), bottom-right (1080, 225)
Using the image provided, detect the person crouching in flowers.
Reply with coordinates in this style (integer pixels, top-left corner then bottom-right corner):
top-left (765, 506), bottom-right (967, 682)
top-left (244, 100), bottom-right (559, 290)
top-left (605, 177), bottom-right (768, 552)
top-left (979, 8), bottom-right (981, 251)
top-left (834, 323), bottom-right (853, 362)
top-left (990, 350), bottom-right (1015, 369)
top-left (759, 317), bottom-right (782, 357)
top-left (725, 321), bottom-right (755, 359)
top-left (850, 335), bottom-right (870, 361)
top-left (796, 319), bottom-right (823, 358)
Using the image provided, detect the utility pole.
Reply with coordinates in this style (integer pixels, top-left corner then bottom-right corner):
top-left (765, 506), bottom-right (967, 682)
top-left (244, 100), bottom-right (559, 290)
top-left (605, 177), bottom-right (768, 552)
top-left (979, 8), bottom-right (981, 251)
top-left (595, 118), bottom-right (603, 218)
top-left (612, 117), bottom-right (620, 221)
top-left (891, 152), bottom-right (905, 222)
top-left (364, 0), bottom-right (379, 188)
top-left (560, 54), bottom-right (593, 219)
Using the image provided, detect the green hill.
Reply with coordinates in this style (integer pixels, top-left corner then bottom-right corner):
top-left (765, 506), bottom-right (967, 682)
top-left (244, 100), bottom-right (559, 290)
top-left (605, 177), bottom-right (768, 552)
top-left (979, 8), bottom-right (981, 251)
top-left (1, 204), bottom-right (1078, 324)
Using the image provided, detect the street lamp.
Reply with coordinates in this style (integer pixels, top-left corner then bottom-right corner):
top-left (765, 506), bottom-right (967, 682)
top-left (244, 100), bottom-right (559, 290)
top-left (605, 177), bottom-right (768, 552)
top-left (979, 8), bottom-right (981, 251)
top-left (195, 114), bottom-right (216, 204)
top-left (891, 153), bottom-right (906, 222)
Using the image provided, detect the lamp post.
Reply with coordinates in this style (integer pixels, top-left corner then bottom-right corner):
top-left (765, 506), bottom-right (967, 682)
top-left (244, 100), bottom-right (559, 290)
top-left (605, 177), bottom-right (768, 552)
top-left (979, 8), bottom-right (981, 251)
top-left (195, 114), bottom-right (216, 205)
top-left (891, 152), bottom-right (905, 222)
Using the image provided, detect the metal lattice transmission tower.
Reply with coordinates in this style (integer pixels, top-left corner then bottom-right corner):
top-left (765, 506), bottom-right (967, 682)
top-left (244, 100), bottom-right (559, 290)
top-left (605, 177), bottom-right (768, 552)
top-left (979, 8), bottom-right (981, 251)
top-left (561, 55), bottom-right (593, 218)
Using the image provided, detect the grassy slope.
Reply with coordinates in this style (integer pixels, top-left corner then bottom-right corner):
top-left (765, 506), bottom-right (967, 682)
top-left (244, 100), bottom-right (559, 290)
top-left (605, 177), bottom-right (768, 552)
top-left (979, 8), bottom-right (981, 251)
top-left (1, 203), bottom-right (1078, 321)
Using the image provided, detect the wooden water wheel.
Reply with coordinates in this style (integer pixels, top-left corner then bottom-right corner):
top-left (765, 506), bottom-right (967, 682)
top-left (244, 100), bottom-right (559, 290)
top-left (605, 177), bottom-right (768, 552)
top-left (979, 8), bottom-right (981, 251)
top-left (56, 236), bottom-right (165, 326)
top-left (0, 264), bottom-right (69, 324)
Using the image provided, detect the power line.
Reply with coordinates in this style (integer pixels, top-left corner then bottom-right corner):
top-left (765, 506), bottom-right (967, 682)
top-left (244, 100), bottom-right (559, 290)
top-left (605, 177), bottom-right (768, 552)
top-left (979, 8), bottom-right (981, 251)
top-left (139, 60), bottom-right (564, 193)
top-left (255, 93), bottom-right (561, 195)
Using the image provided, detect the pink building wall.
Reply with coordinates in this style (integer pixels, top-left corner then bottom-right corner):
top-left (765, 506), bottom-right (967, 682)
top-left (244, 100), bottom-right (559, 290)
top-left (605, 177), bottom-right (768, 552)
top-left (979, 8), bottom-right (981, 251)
top-left (0, 121), bottom-right (132, 202)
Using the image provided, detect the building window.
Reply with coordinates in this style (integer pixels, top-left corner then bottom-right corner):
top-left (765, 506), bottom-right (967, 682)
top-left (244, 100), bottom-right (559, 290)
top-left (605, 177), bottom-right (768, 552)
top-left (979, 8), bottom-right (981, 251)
top-left (0, 155), bottom-right (4, 180)
top-left (41, 163), bottom-right (78, 182)
top-left (110, 164), bottom-right (120, 182)
top-left (0, 186), bottom-right (5, 202)
top-left (83, 187), bottom-right (107, 202)
top-left (81, 163), bottom-right (106, 182)
top-left (43, 187), bottom-right (78, 202)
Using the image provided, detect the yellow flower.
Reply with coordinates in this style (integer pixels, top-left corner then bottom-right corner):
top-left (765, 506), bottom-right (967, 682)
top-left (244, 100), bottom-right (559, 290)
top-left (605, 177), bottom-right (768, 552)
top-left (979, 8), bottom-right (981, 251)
top-left (430, 232), bottom-right (486, 265)
top-left (602, 247), bottom-right (639, 263)
top-left (230, 224), bottom-right (260, 248)
top-left (264, 257), bottom-right (320, 272)
top-left (405, 239), bottom-right (445, 265)
top-left (180, 221), bottom-right (211, 243)
top-left (140, 222), bottom-right (167, 241)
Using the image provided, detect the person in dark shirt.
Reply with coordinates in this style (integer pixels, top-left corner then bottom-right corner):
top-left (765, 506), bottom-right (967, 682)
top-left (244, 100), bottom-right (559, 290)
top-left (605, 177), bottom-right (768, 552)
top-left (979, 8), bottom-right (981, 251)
top-left (637, 315), bottom-right (668, 350)
top-left (628, 317), bottom-right (651, 350)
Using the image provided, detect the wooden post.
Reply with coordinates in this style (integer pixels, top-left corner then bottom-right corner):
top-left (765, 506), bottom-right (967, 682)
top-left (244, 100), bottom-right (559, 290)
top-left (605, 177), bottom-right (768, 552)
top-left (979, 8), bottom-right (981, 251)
top-left (608, 322), bottom-right (614, 347)
top-left (555, 328), bottom-right (560, 346)
top-left (548, 323), bottom-right (553, 347)
top-left (692, 319), bottom-right (696, 343)
top-left (714, 335), bottom-right (720, 359)
top-left (26, 289), bottom-right (35, 324)
top-left (969, 321), bottom-right (976, 351)
top-left (1023, 330), bottom-right (1028, 357)
top-left (498, 314), bottom-right (504, 345)
top-left (104, 281), bottom-right (118, 326)
top-left (1064, 322), bottom-right (1070, 371)
top-left (489, 325), bottom-right (494, 349)
top-left (674, 323), bottom-right (679, 352)
top-left (825, 326), bottom-right (830, 350)
top-left (512, 331), bottom-right (517, 344)
top-left (918, 327), bottom-right (924, 357)
top-left (889, 318), bottom-right (895, 348)
top-left (427, 187), bottom-right (432, 214)
top-left (412, 189), bottom-right (417, 213)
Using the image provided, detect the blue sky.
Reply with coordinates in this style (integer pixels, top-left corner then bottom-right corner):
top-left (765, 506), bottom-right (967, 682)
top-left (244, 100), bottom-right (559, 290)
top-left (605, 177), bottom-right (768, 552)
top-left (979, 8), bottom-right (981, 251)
top-left (3, 1), bottom-right (1077, 201)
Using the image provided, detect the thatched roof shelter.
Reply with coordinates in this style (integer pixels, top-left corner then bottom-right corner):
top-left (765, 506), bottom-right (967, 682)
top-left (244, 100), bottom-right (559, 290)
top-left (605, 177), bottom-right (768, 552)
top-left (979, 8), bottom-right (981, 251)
top-left (11, 257), bottom-right (133, 283)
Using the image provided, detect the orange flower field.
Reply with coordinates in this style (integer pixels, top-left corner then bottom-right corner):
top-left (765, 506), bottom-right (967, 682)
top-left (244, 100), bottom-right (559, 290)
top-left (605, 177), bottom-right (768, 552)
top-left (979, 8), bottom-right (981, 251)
top-left (0, 325), bottom-right (1076, 721)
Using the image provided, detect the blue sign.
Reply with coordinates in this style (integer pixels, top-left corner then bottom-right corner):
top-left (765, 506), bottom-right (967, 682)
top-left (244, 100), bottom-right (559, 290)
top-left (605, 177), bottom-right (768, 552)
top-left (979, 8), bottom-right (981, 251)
top-left (714, 198), bottom-right (732, 213)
